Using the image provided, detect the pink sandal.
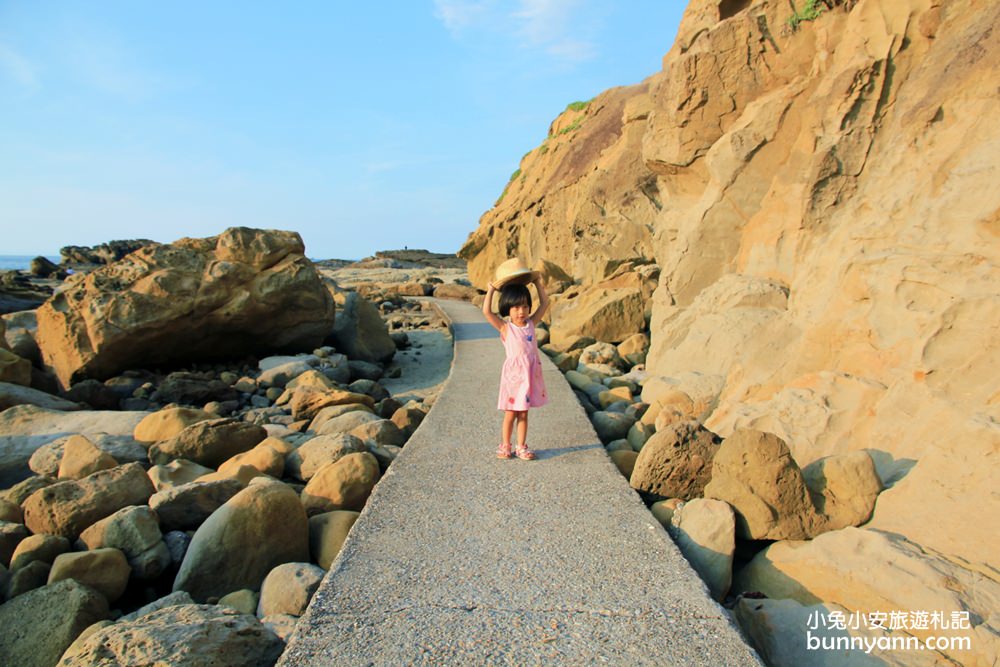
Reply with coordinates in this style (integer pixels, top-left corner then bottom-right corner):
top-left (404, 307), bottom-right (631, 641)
top-left (515, 443), bottom-right (537, 460)
top-left (497, 442), bottom-right (513, 459)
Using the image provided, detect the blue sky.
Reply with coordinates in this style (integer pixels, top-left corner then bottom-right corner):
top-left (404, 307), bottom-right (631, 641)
top-left (1, 1), bottom-right (684, 260)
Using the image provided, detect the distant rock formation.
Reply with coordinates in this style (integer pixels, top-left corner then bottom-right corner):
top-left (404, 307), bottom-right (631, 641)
top-left (60, 239), bottom-right (157, 266)
top-left (36, 227), bottom-right (336, 389)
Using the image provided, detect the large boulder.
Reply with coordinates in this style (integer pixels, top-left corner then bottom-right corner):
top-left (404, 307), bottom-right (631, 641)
top-left (703, 429), bottom-right (820, 541)
top-left (669, 498), bottom-right (735, 601)
top-left (58, 604), bottom-right (283, 667)
top-left (22, 462), bottom-right (155, 539)
top-left (149, 418), bottom-right (267, 468)
top-left (2, 309), bottom-right (41, 364)
top-left (36, 227), bottom-right (336, 390)
top-left (630, 421), bottom-right (721, 500)
top-left (29, 433), bottom-right (145, 478)
top-left (549, 286), bottom-right (645, 347)
top-left (327, 290), bottom-right (395, 363)
top-left (0, 405), bottom-right (146, 488)
top-left (300, 452), bottom-right (381, 515)
top-left (172, 479), bottom-right (309, 601)
top-left (133, 407), bottom-right (212, 443)
top-left (0, 579), bottom-right (109, 667)
top-left (149, 479), bottom-right (244, 531)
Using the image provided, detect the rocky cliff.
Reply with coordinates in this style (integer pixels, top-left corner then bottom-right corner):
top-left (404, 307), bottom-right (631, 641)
top-left (461, 0), bottom-right (998, 663)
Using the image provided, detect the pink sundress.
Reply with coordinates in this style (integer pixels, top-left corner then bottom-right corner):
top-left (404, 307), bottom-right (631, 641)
top-left (497, 320), bottom-right (549, 411)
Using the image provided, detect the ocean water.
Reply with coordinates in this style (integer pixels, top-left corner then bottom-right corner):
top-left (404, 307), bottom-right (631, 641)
top-left (0, 255), bottom-right (61, 271)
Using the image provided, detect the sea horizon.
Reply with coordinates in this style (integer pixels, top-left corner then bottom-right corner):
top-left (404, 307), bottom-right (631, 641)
top-left (0, 255), bottom-right (62, 271)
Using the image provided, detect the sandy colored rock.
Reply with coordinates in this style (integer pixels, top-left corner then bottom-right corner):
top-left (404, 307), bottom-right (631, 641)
top-left (301, 452), bottom-right (381, 515)
top-left (149, 418), bottom-right (267, 468)
top-left (669, 498), bottom-right (734, 601)
top-left (217, 440), bottom-right (286, 478)
top-left (802, 450), bottom-right (882, 531)
top-left (291, 388), bottom-right (376, 422)
top-left (608, 449), bottom-right (638, 478)
top-left (328, 290), bottom-right (396, 363)
top-left (22, 462), bottom-right (155, 539)
top-left (76, 505), bottom-right (170, 580)
top-left (590, 411), bottom-right (635, 444)
top-left (172, 479), bottom-right (308, 601)
top-left (626, 421), bottom-right (655, 452)
top-left (257, 562), bottom-right (325, 617)
top-left (10, 533), bottom-right (71, 571)
top-left (0, 579), bottom-right (109, 667)
top-left (0, 348), bottom-right (32, 386)
top-left (308, 403), bottom-right (375, 432)
top-left (285, 433), bottom-right (364, 482)
top-left (147, 459), bottom-right (215, 492)
top-left (617, 333), bottom-right (649, 366)
top-left (29, 433), bottom-right (145, 478)
top-left (0, 475), bottom-right (53, 506)
top-left (57, 434), bottom-right (118, 480)
top-left (36, 227), bottom-right (335, 390)
top-left (550, 287), bottom-right (645, 347)
top-left (390, 406), bottom-right (425, 438)
top-left (0, 520), bottom-right (30, 567)
top-left (133, 407), bottom-right (212, 443)
top-left (308, 510), bottom-right (360, 569)
top-left (150, 477), bottom-right (243, 533)
top-left (58, 604), bottom-right (283, 667)
top-left (196, 463), bottom-right (267, 486)
top-left (630, 421), bottom-right (721, 500)
top-left (218, 588), bottom-right (259, 615)
top-left (649, 498), bottom-right (683, 529)
top-left (49, 548), bottom-right (131, 603)
top-left (349, 418), bottom-right (406, 447)
top-left (734, 527), bottom-right (996, 666)
top-left (703, 429), bottom-right (820, 541)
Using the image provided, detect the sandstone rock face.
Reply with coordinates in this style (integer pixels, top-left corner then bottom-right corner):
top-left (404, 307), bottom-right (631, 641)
top-left (36, 227), bottom-right (336, 389)
top-left (257, 562), bottom-right (325, 617)
top-left (22, 463), bottom-right (155, 539)
top-left (328, 290), bottom-right (396, 363)
top-left (458, 0), bottom-right (1000, 582)
top-left (734, 528), bottom-right (997, 666)
top-left (630, 421), bottom-right (721, 500)
top-left (59, 604), bottom-right (283, 667)
top-left (669, 498), bottom-right (735, 601)
top-left (301, 452), bottom-right (381, 515)
top-left (0, 579), bottom-right (109, 667)
top-left (549, 286), bottom-right (645, 347)
top-left (149, 418), bottom-right (267, 468)
top-left (308, 510), bottom-right (360, 569)
top-left (173, 480), bottom-right (309, 601)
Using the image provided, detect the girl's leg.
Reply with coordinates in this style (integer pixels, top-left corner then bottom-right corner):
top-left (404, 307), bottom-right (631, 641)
top-left (515, 411), bottom-right (536, 460)
top-left (498, 410), bottom-right (516, 457)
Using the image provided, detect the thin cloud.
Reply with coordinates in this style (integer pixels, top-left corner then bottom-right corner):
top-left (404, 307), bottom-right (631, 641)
top-left (433, 0), bottom-right (495, 37)
top-left (0, 43), bottom-right (39, 90)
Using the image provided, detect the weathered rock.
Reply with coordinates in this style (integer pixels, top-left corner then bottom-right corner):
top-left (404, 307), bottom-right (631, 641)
top-left (150, 371), bottom-right (238, 405)
top-left (149, 479), bottom-right (244, 531)
top-left (48, 548), bottom-right (131, 602)
top-left (0, 405), bottom-right (146, 488)
top-left (312, 409), bottom-right (381, 436)
top-left (432, 283), bottom-right (480, 301)
top-left (300, 452), bottom-right (381, 515)
top-left (669, 498), bottom-right (735, 601)
top-left (58, 604), bottom-right (283, 667)
top-left (261, 613), bottom-right (299, 642)
top-left (5, 559), bottom-right (50, 598)
top-left (0, 474), bottom-right (54, 505)
top-left (802, 450), bottom-right (883, 531)
top-left (290, 388), bottom-right (375, 422)
top-left (36, 227), bottom-right (336, 390)
top-left (10, 533), bottom-right (71, 571)
top-left (217, 440), bottom-right (286, 478)
top-left (617, 333), bottom-right (650, 366)
top-left (149, 418), bottom-right (267, 468)
top-left (626, 421), bottom-right (655, 452)
top-left (22, 463), bottom-right (155, 539)
top-left (29, 433), bottom-right (146, 478)
top-left (549, 286), bottom-right (645, 347)
top-left (173, 479), bottom-right (309, 601)
top-left (590, 410), bottom-right (635, 444)
top-left (147, 459), bottom-right (215, 492)
top-left (703, 429), bottom-right (820, 541)
top-left (734, 528), bottom-right (997, 666)
top-left (349, 418), bottom-right (406, 447)
top-left (630, 421), bottom-right (721, 500)
top-left (119, 590), bottom-right (196, 622)
top-left (57, 434), bottom-right (118, 480)
top-left (257, 562), bottom-right (325, 617)
top-left (133, 407), bottom-right (212, 443)
top-left (0, 579), bottom-right (109, 667)
top-left (390, 406), bottom-right (425, 438)
top-left (328, 290), bottom-right (396, 363)
top-left (77, 505), bottom-right (170, 580)
top-left (2, 309), bottom-right (40, 363)
top-left (308, 510), bottom-right (360, 569)
top-left (578, 342), bottom-right (627, 371)
top-left (258, 360), bottom-right (314, 388)
top-left (285, 433), bottom-right (365, 482)
top-left (218, 589), bottom-right (259, 615)
top-left (608, 449), bottom-right (638, 478)
top-left (0, 348), bottom-right (32, 386)
top-left (0, 381), bottom-right (82, 413)
top-left (0, 497), bottom-right (22, 522)
top-left (0, 520), bottom-right (30, 567)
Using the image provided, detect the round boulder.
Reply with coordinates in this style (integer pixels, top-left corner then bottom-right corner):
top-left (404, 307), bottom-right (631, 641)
top-left (257, 562), bottom-right (325, 617)
top-left (301, 452), bottom-right (381, 515)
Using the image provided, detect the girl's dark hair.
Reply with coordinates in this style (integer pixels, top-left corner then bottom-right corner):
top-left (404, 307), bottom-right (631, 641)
top-left (498, 283), bottom-right (532, 317)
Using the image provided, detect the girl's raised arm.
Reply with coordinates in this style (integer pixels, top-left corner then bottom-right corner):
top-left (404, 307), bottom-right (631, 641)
top-left (531, 276), bottom-right (550, 326)
top-left (482, 283), bottom-right (505, 332)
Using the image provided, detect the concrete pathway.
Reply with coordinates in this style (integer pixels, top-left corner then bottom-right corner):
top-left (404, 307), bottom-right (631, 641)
top-left (278, 299), bottom-right (760, 666)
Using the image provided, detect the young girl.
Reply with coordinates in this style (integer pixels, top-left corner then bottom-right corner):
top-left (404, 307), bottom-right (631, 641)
top-left (482, 274), bottom-right (550, 460)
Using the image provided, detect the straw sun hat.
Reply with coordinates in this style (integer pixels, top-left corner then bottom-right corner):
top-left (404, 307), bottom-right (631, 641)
top-left (491, 257), bottom-right (541, 289)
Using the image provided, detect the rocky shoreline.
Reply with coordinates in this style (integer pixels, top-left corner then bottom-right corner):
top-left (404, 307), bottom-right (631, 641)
top-left (0, 229), bottom-right (468, 666)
